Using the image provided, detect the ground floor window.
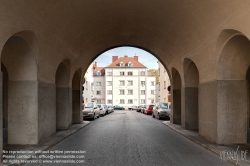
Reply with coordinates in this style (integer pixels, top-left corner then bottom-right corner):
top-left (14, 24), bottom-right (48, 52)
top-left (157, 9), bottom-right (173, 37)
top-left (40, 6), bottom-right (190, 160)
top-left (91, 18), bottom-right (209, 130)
top-left (128, 99), bottom-right (133, 104)
top-left (107, 99), bottom-right (112, 104)
top-left (141, 99), bottom-right (145, 104)
top-left (97, 99), bottom-right (101, 104)
top-left (120, 99), bottom-right (125, 104)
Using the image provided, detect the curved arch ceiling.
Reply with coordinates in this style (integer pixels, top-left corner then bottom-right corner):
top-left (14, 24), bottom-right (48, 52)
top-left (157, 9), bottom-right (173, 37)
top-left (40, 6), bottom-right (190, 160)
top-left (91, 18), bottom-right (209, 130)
top-left (14, 0), bottom-right (250, 70)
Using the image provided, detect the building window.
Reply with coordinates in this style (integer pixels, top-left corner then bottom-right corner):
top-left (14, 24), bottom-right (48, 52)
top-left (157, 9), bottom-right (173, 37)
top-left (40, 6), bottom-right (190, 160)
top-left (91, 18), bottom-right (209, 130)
top-left (164, 81), bottom-right (166, 89)
top-left (107, 71), bottom-right (112, 75)
top-left (97, 99), bottom-right (101, 104)
top-left (96, 91), bottom-right (101, 95)
top-left (120, 90), bottom-right (125, 95)
top-left (151, 81), bottom-right (155, 86)
top-left (120, 72), bottom-right (125, 76)
top-left (128, 90), bottom-right (133, 95)
top-left (128, 99), bottom-right (133, 104)
top-left (120, 62), bottom-right (124, 67)
top-left (128, 72), bottom-right (133, 76)
top-left (96, 81), bottom-right (101, 86)
top-left (107, 100), bottom-right (112, 104)
top-left (141, 81), bottom-right (145, 86)
top-left (107, 90), bottom-right (112, 95)
top-left (107, 81), bottom-right (112, 86)
top-left (97, 71), bottom-right (101, 76)
top-left (120, 99), bottom-right (125, 104)
top-left (128, 80), bottom-right (133, 86)
top-left (141, 90), bottom-right (145, 95)
top-left (151, 90), bottom-right (155, 95)
top-left (120, 80), bottom-right (125, 86)
top-left (151, 99), bottom-right (154, 103)
top-left (128, 62), bottom-right (133, 67)
top-left (141, 71), bottom-right (145, 76)
top-left (141, 99), bottom-right (145, 104)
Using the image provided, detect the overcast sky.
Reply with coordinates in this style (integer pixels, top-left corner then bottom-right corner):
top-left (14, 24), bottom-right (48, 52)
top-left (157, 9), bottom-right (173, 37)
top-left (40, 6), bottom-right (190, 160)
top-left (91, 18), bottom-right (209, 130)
top-left (93, 46), bottom-right (159, 69)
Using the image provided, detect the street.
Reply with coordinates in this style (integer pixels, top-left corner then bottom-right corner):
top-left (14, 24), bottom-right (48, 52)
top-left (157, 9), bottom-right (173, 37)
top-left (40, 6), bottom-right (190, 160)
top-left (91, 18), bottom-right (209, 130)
top-left (25, 110), bottom-right (232, 166)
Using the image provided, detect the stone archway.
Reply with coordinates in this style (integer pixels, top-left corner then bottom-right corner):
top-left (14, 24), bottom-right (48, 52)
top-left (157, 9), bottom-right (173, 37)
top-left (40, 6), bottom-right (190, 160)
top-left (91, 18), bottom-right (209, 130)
top-left (171, 68), bottom-right (182, 124)
top-left (182, 59), bottom-right (199, 130)
top-left (217, 35), bottom-right (250, 144)
top-left (1, 36), bottom-right (38, 144)
top-left (55, 61), bottom-right (71, 129)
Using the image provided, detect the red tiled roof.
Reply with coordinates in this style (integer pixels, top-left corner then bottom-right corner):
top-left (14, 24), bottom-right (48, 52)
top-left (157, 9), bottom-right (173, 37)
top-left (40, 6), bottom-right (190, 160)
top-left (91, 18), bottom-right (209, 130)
top-left (106, 56), bottom-right (147, 68)
top-left (92, 62), bottom-right (105, 75)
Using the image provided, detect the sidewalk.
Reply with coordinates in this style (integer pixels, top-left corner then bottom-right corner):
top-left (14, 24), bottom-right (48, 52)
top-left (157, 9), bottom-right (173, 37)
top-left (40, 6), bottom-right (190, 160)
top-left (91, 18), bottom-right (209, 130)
top-left (1, 121), bottom-right (90, 166)
top-left (162, 121), bottom-right (250, 166)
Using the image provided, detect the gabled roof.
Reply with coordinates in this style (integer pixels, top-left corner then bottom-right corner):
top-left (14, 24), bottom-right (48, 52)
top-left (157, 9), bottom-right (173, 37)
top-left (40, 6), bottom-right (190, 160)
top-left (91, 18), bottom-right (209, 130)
top-left (92, 62), bottom-right (105, 76)
top-left (105, 56), bottom-right (147, 68)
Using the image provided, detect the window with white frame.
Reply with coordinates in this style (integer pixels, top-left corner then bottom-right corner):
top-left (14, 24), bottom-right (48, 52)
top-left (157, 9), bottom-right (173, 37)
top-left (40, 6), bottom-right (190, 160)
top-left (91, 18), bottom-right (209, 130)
top-left (128, 71), bottom-right (133, 76)
top-left (128, 99), bottom-right (133, 104)
top-left (120, 62), bottom-right (125, 67)
top-left (120, 72), bottom-right (125, 76)
top-left (141, 99), bottom-right (145, 104)
top-left (151, 90), bottom-right (155, 95)
top-left (96, 81), bottom-right (101, 86)
top-left (128, 90), bottom-right (133, 95)
top-left (97, 99), bottom-right (101, 104)
top-left (107, 90), bottom-right (112, 95)
top-left (151, 81), bottom-right (155, 86)
top-left (120, 90), bottom-right (125, 95)
top-left (141, 81), bottom-right (145, 86)
top-left (97, 71), bottom-right (101, 76)
top-left (120, 99), bottom-right (125, 104)
top-left (107, 81), bottom-right (112, 86)
top-left (141, 71), bottom-right (145, 76)
top-left (120, 80), bottom-right (125, 86)
top-left (96, 90), bottom-right (101, 95)
top-left (141, 90), bottom-right (145, 95)
top-left (107, 71), bottom-right (112, 76)
top-left (128, 80), bottom-right (133, 86)
top-left (107, 100), bottom-right (112, 104)
top-left (128, 62), bottom-right (133, 67)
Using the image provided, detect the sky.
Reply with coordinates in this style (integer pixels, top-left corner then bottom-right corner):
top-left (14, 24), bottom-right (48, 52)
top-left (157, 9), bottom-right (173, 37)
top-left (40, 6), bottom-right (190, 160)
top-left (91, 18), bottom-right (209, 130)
top-left (93, 46), bottom-right (158, 69)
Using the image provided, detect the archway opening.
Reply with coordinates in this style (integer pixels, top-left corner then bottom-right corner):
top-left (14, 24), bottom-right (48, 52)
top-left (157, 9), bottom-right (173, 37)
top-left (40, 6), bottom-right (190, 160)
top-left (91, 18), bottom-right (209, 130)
top-left (183, 59), bottom-right (199, 130)
top-left (82, 46), bottom-right (171, 120)
top-left (1, 36), bottom-right (38, 144)
top-left (217, 35), bottom-right (250, 144)
top-left (171, 68), bottom-right (182, 124)
top-left (72, 70), bottom-right (82, 123)
top-left (55, 62), bottom-right (70, 129)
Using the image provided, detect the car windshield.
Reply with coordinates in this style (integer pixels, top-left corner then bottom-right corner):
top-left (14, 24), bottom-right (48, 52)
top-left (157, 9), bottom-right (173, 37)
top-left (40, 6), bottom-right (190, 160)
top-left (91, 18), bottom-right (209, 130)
top-left (149, 105), bottom-right (154, 108)
top-left (86, 103), bottom-right (94, 108)
top-left (97, 105), bottom-right (101, 108)
top-left (160, 103), bottom-right (168, 109)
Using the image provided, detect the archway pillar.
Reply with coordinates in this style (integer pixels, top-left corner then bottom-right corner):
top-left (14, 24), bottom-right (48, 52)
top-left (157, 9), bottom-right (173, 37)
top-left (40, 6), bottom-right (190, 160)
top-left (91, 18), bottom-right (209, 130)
top-left (217, 80), bottom-right (247, 144)
top-left (170, 89), bottom-right (181, 124)
top-left (8, 80), bottom-right (39, 144)
top-left (56, 87), bottom-right (72, 129)
top-left (181, 87), bottom-right (198, 130)
top-left (72, 89), bottom-right (82, 124)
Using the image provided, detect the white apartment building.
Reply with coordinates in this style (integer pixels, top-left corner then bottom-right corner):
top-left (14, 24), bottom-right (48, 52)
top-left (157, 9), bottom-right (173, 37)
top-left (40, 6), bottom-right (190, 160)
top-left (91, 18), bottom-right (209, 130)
top-left (82, 56), bottom-right (156, 108)
top-left (157, 61), bottom-right (171, 103)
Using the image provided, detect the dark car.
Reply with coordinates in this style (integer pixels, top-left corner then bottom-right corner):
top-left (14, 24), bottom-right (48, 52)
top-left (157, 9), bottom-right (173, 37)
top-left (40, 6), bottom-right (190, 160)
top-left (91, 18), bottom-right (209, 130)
top-left (113, 105), bottom-right (125, 110)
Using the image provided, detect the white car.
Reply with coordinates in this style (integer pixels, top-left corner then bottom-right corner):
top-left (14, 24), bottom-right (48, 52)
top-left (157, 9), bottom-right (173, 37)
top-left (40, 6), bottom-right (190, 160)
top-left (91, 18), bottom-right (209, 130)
top-left (97, 104), bottom-right (108, 116)
top-left (82, 102), bottom-right (100, 120)
top-left (152, 102), bottom-right (171, 120)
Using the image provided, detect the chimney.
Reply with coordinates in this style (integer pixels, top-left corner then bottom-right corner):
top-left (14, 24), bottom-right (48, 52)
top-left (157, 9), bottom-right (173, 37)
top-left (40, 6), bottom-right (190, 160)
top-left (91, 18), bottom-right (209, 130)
top-left (134, 56), bottom-right (138, 62)
top-left (93, 62), bottom-right (97, 70)
top-left (112, 56), bottom-right (118, 62)
top-left (124, 55), bottom-right (128, 58)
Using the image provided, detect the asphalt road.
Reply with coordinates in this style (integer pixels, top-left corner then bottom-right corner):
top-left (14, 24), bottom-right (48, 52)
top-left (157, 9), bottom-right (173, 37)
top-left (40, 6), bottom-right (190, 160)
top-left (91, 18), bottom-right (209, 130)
top-left (25, 110), bottom-right (232, 166)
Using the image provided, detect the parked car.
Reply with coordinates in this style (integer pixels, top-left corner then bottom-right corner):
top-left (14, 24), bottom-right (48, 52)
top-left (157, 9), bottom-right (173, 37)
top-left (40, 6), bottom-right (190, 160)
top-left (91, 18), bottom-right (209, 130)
top-left (113, 105), bottom-right (125, 110)
top-left (97, 104), bottom-right (108, 116)
top-left (141, 105), bottom-right (147, 113)
top-left (128, 105), bottom-right (137, 110)
top-left (136, 105), bottom-right (143, 112)
top-left (107, 105), bottom-right (114, 113)
top-left (143, 105), bottom-right (154, 115)
top-left (152, 102), bottom-right (171, 120)
top-left (82, 102), bottom-right (100, 120)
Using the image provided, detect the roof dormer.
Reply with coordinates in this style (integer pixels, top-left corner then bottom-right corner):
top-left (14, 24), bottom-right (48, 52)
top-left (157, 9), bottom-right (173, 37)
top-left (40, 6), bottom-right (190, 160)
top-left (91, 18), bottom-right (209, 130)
top-left (120, 61), bottom-right (125, 67)
top-left (128, 61), bottom-right (133, 67)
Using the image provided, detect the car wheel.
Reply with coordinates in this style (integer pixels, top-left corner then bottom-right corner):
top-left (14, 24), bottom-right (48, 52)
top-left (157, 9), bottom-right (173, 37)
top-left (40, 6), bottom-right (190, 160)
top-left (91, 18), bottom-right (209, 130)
top-left (152, 113), bottom-right (155, 118)
top-left (158, 113), bottom-right (161, 120)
